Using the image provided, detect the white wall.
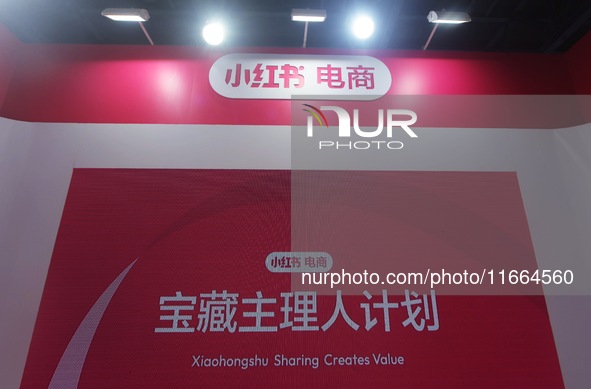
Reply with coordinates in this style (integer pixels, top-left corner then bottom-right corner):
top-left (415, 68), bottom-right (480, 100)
top-left (0, 116), bottom-right (589, 388)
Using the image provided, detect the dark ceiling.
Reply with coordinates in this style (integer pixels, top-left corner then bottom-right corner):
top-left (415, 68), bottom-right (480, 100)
top-left (1, 0), bottom-right (591, 52)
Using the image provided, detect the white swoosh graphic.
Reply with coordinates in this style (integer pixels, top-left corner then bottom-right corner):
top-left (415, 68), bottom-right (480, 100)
top-left (48, 258), bottom-right (138, 388)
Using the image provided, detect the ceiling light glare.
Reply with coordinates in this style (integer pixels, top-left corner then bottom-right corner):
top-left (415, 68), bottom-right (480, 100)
top-left (352, 15), bottom-right (374, 39)
top-left (203, 22), bottom-right (225, 45)
top-left (101, 8), bottom-right (150, 22)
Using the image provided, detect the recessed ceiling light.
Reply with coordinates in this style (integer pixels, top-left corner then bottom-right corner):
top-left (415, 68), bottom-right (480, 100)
top-left (352, 15), bottom-right (375, 39)
top-left (427, 11), bottom-right (471, 24)
top-left (101, 8), bottom-right (150, 22)
top-left (203, 22), bottom-right (225, 46)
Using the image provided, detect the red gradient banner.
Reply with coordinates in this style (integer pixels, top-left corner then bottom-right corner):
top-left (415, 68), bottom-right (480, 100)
top-left (21, 169), bottom-right (563, 388)
top-left (0, 45), bottom-right (581, 125)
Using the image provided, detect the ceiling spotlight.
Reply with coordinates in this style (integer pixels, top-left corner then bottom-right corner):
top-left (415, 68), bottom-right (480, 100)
top-left (291, 9), bottom-right (327, 22)
top-left (352, 15), bottom-right (375, 39)
top-left (101, 8), bottom-right (150, 22)
top-left (203, 22), bottom-right (225, 46)
top-left (427, 11), bottom-right (471, 24)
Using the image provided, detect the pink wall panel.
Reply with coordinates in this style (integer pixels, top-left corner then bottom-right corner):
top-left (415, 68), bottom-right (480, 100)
top-left (567, 31), bottom-right (591, 95)
top-left (0, 40), bottom-right (579, 125)
top-left (0, 24), bottom-right (21, 112)
top-left (566, 31), bottom-right (591, 124)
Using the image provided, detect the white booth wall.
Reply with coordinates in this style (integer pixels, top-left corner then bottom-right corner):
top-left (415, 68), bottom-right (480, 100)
top-left (0, 117), bottom-right (590, 388)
